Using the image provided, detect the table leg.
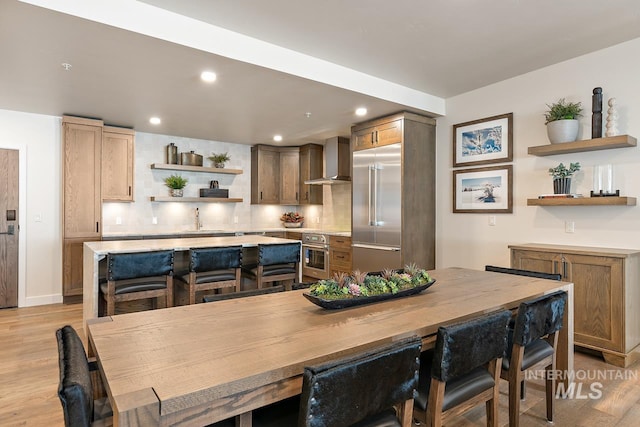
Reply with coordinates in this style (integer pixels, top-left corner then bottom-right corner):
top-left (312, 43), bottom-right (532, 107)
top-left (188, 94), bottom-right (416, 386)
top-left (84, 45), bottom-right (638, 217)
top-left (236, 411), bottom-right (252, 427)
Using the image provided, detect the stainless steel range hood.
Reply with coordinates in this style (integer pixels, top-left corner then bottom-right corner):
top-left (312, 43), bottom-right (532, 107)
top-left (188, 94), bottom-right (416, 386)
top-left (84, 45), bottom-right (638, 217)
top-left (305, 136), bottom-right (351, 185)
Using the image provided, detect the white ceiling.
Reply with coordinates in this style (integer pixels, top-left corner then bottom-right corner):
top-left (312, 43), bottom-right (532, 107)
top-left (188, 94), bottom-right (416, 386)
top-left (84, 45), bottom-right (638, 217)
top-left (2, 0), bottom-right (640, 145)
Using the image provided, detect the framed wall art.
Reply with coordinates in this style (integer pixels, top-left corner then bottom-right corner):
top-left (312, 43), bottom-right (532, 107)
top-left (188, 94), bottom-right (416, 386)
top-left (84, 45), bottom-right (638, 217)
top-left (453, 112), bottom-right (513, 167)
top-left (453, 165), bottom-right (513, 213)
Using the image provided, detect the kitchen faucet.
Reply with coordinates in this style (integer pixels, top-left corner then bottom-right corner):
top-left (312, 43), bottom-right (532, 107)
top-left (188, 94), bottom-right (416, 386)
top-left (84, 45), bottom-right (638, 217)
top-left (195, 208), bottom-right (202, 231)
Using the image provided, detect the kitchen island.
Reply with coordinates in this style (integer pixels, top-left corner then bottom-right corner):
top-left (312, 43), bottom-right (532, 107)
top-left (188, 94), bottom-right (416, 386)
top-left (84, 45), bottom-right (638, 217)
top-left (82, 235), bottom-right (299, 326)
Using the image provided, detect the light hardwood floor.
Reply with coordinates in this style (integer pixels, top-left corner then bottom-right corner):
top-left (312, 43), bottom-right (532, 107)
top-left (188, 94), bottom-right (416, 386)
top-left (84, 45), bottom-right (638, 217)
top-left (1, 303), bottom-right (639, 426)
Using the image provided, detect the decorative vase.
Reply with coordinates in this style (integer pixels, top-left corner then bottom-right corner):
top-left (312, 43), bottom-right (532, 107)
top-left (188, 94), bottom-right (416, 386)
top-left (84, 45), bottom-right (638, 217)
top-left (547, 120), bottom-right (579, 144)
top-left (553, 178), bottom-right (571, 194)
top-left (170, 188), bottom-right (183, 197)
top-left (214, 162), bottom-right (225, 169)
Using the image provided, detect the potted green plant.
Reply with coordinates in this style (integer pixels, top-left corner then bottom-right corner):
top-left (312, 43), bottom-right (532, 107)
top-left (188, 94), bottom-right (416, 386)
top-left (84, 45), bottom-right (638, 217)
top-left (544, 98), bottom-right (583, 144)
top-left (208, 152), bottom-right (230, 168)
top-left (164, 174), bottom-right (188, 197)
top-left (549, 162), bottom-right (580, 194)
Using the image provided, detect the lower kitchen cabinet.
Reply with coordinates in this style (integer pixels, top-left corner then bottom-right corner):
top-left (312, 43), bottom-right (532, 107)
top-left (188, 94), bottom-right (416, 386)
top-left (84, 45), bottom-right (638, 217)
top-left (330, 236), bottom-right (352, 276)
top-left (63, 238), bottom-right (101, 299)
top-left (510, 243), bottom-right (640, 367)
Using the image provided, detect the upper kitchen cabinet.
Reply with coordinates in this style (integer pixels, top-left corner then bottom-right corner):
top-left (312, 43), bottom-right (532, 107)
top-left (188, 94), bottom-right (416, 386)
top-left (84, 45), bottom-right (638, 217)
top-left (102, 126), bottom-right (134, 202)
top-left (299, 143), bottom-right (323, 204)
top-left (279, 147), bottom-right (300, 205)
top-left (62, 116), bottom-right (103, 238)
top-left (352, 117), bottom-right (403, 151)
top-left (251, 145), bottom-right (280, 204)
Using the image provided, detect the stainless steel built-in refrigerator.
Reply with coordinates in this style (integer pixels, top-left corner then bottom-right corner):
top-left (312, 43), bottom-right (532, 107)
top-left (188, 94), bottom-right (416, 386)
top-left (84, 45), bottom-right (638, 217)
top-left (352, 143), bottom-right (403, 272)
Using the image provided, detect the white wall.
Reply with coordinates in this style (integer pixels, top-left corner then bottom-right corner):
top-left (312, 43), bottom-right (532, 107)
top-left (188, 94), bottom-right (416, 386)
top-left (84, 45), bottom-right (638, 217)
top-left (0, 109), bottom-right (62, 306)
top-left (436, 37), bottom-right (640, 270)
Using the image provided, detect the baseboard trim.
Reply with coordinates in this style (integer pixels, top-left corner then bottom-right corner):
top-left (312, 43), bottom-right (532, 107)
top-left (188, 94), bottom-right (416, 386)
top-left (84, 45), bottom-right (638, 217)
top-left (24, 294), bottom-right (64, 307)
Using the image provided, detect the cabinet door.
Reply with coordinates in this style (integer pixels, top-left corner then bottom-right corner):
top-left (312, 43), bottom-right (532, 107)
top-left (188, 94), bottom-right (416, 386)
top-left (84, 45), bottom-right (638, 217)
top-left (511, 249), bottom-right (560, 274)
top-left (63, 238), bottom-right (100, 297)
top-left (63, 121), bottom-right (102, 238)
top-left (279, 148), bottom-right (300, 205)
top-left (375, 119), bottom-right (403, 147)
top-left (251, 146), bottom-right (280, 204)
top-left (352, 126), bottom-right (375, 151)
top-left (565, 253), bottom-right (624, 352)
top-left (299, 144), bottom-right (323, 204)
top-left (102, 127), bottom-right (134, 201)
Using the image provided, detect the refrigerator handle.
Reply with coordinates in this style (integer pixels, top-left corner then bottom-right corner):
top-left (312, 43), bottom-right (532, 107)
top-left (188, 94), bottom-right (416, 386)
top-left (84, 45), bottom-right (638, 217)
top-left (368, 165), bottom-right (374, 226)
top-left (372, 164), bottom-right (378, 226)
top-left (352, 243), bottom-right (401, 251)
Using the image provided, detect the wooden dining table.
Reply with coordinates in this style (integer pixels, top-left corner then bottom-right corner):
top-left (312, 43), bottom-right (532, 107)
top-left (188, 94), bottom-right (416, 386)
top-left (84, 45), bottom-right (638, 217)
top-left (86, 267), bottom-right (574, 427)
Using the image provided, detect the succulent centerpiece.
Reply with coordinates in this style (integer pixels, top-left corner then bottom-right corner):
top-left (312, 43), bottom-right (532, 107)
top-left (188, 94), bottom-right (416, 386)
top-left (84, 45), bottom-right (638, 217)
top-left (305, 264), bottom-right (435, 309)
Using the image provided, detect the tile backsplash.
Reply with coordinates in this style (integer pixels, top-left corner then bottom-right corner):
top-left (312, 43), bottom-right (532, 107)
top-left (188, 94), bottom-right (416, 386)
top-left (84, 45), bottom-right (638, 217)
top-left (102, 132), bottom-right (351, 234)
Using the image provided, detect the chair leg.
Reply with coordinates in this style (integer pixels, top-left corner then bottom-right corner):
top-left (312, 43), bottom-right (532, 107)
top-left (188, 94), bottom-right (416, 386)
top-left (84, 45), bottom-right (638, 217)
top-left (521, 379), bottom-right (526, 400)
top-left (509, 375), bottom-right (521, 427)
top-left (486, 358), bottom-right (500, 427)
top-left (166, 276), bottom-right (174, 308)
top-left (256, 265), bottom-right (264, 289)
top-left (426, 378), bottom-right (444, 427)
top-left (397, 399), bottom-right (414, 427)
top-left (234, 268), bottom-right (241, 292)
top-left (188, 272), bottom-right (196, 305)
top-left (106, 280), bottom-right (116, 316)
top-left (545, 363), bottom-right (555, 422)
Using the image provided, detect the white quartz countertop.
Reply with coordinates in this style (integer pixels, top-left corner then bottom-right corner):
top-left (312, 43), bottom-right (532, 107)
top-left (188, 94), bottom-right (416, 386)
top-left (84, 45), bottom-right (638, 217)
top-left (102, 227), bottom-right (351, 239)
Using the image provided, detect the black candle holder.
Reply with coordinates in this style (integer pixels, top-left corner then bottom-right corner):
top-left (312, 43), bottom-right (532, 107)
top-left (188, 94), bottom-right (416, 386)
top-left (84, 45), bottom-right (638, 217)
top-left (590, 189), bottom-right (619, 197)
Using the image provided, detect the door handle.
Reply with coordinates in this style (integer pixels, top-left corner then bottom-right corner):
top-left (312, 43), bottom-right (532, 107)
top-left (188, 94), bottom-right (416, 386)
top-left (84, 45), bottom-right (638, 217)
top-left (0, 225), bottom-right (15, 235)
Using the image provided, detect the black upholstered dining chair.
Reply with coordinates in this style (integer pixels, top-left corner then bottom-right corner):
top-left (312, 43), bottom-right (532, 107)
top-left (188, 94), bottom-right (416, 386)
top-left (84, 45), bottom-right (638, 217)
top-left (253, 336), bottom-right (422, 427)
top-left (56, 325), bottom-right (112, 427)
top-left (413, 310), bottom-right (511, 427)
top-left (175, 246), bottom-right (242, 304)
top-left (100, 250), bottom-right (174, 316)
top-left (242, 242), bottom-right (301, 289)
top-left (202, 284), bottom-right (285, 302)
top-left (501, 290), bottom-right (567, 427)
top-left (485, 265), bottom-right (562, 281)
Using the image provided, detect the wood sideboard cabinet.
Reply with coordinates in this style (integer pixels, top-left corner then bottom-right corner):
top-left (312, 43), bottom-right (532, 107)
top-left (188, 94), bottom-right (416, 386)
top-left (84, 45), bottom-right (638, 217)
top-left (510, 243), bottom-right (640, 367)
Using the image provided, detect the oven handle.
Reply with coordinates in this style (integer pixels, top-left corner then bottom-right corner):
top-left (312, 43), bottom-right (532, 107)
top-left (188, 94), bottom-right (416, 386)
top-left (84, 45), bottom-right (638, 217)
top-left (302, 244), bottom-right (329, 252)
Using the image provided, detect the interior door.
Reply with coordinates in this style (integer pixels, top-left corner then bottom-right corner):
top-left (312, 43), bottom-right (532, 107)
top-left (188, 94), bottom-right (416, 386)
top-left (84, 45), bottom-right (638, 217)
top-left (0, 148), bottom-right (19, 308)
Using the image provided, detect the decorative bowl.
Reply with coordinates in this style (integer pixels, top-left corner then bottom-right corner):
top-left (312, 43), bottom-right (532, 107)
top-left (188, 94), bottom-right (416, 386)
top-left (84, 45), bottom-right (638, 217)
top-left (283, 222), bottom-right (303, 228)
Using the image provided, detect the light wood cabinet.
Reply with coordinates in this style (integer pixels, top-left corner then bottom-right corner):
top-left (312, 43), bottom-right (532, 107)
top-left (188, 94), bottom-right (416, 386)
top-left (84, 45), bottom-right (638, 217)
top-left (251, 145), bottom-right (280, 204)
top-left (330, 236), bottom-right (352, 276)
top-left (102, 126), bottom-right (134, 202)
top-left (510, 243), bottom-right (640, 367)
top-left (279, 147), bottom-right (300, 205)
top-left (352, 118), bottom-right (403, 151)
top-left (299, 144), bottom-right (323, 205)
top-left (62, 116), bottom-right (103, 298)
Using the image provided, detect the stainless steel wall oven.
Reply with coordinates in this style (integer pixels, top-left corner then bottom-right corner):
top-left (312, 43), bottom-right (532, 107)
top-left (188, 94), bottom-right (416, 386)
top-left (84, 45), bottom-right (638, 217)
top-left (302, 233), bottom-right (330, 280)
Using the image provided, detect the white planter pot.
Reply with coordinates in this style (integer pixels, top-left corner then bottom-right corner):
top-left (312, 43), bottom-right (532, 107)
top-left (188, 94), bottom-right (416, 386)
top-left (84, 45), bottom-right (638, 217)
top-left (547, 119), bottom-right (579, 144)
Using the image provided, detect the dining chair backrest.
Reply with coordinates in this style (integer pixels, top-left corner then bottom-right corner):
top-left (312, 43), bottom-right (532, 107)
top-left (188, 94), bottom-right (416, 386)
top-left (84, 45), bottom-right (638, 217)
top-left (56, 325), bottom-right (93, 427)
top-left (432, 310), bottom-right (511, 382)
top-left (107, 250), bottom-right (174, 281)
top-left (259, 242), bottom-right (301, 266)
top-left (485, 265), bottom-right (561, 281)
top-left (190, 246), bottom-right (242, 273)
top-left (298, 336), bottom-right (421, 427)
top-left (512, 290), bottom-right (567, 347)
top-left (202, 285), bottom-right (285, 302)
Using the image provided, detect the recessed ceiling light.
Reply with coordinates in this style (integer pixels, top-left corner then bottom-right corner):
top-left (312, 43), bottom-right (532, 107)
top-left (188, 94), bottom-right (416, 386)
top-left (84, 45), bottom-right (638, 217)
top-left (355, 107), bottom-right (367, 116)
top-left (149, 117), bottom-right (161, 125)
top-left (200, 71), bottom-right (217, 83)
top-left (273, 135), bottom-right (283, 142)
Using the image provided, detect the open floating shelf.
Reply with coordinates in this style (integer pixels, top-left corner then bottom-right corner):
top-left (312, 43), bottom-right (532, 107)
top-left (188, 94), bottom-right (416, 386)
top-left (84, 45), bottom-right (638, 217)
top-left (150, 163), bottom-right (243, 175)
top-left (150, 197), bottom-right (243, 203)
top-left (527, 197), bottom-right (636, 206)
top-left (527, 135), bottom-right (636, 156)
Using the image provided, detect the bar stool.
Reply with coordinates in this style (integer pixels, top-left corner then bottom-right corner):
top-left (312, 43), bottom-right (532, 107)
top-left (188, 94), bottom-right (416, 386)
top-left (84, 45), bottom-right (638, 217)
top-left (242, 242), bottom-right (301, 289)
top-left (175, 246), bottom-right (242, 304)
top-left (100, 250), bottom-right (174, 316)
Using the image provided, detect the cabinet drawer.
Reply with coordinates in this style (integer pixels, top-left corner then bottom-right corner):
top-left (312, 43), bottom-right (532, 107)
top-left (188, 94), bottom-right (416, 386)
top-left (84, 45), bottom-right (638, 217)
top-left (330, 248), bottom-right (352, 267)
top-left (330, 236), bottom-right (352, 249)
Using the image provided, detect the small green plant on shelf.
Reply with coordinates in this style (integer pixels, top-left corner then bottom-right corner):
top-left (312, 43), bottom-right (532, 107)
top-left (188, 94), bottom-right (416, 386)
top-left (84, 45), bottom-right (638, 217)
top-left (544, 99), bottom-right (583, 124)
top-left (208, 152), bottom-right (231, 168)
top-left (164, 174), bottom-right (188, 189)
top-left (548, 162), bottom-right (581, 179)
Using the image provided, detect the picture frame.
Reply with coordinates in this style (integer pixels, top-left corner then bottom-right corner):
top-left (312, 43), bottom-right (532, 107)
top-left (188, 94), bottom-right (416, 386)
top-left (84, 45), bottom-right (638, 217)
top-left (453, 113), bottom-right (513, 167)
top-left (453, 165), bottom-right (513, 213)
